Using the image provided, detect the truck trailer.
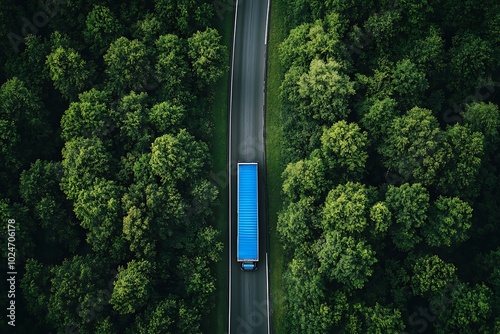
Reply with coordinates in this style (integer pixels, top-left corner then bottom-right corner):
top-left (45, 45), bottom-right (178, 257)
top-left (237, 162), bottom-right (259, 271)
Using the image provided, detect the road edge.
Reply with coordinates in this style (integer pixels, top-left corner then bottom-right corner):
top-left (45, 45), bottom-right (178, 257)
top-left (227, 0), bottom-right (239, 333)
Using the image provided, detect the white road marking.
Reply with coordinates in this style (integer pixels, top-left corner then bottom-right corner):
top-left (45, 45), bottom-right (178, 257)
top-left (266, 252), bottom-right (271, 334)
top-left (265, 0), bottom-right (270, 45)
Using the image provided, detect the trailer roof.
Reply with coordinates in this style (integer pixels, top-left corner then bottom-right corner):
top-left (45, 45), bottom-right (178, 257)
top-left (237, 163), bottom-right (259, 261)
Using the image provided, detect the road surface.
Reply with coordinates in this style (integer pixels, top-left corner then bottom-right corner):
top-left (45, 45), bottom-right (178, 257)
top-left (228, 0), bottom-right (270, 333)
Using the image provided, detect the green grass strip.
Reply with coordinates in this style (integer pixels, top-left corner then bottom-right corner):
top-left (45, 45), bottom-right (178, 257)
top-left (209, 7), bottom-right (234, 334)
top-left (266, 0), bottom-right (287, 332)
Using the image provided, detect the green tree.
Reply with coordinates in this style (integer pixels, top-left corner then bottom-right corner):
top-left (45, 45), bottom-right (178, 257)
top-left (123, 204), bottom-right (154, 258)
top-left (404, 26), bottom-right (446, 77)
top-left (487, 11), bottom-right (500, 45)
top-left (482, 249), bottom-right (500, 319)
top-left (150, 129), bottom-right (209, 184)
top-left (4, 35), bottom-right (50, 96)
top-left (0, 103), bottom-right (20, 190)
top-left (192, 226), bottom-right (223, 263)
top-left (322, 182), bottom-right (374, 235)
top-left (84, 5), bottom-right (123, 55)
top-left (280, 62), bottom-right (307, 111)
top-left (297, 58), bottom-right (355, 123)
top-left (279, 22), bottom-right (311, 70)
top-left (423, 196), bottom-right (472, 247)
top-left (153, 0), bottom-right (179, 32)
top-left (369, 202), bottom-right (392, 237)
top-left (320, 121), bottom-right (368, 180)
top-left (177, 255), bottom-right (216, 312)
top-left (110, 259), bottom-right (154, 315)
top-left (0, 77), bottom-right (48, 195)
top-left (278, 196), bottom-right (317, 253)
top-left (359, 98), bottom-right (399, 142)
top-left (275, 3), bottom-right (500, 331)
top-left (365, 303), bottom-right (404, 334)
top-left (448, 33), bottom-right (494, 95)
top-left (135, 299), bottom-right (177, 333)
top-left (187, 28), bottom-right (228, 88)
top-left (121, 182), bottom-right (173, 259)
top-left (390, 58), bottom-right (429, 110)
top-left (46, 46), bottom-right (93, 100)
top-left (385, 259), bottom-right (412, 309)
top-left (61, 88), bottom-right (117, 142)
top-left (304, 13), bottom-right (345, 60)
top-left (285, 256), bottom-right (338, 333)
top-left (117, 91), bottom-right (152, 151)
top-left (177, 301), bottom-right (202, 334)
top-left (279, 12), bottom-right (345, 70)
top-left (282, 155), bottom-right (327, 203)
top-left (363, 8), bottom-right (402, 54)
top-left (397, 0), bottom-right (437, 30)
top-left (186, 179), bottom-right (219, 224)
top-left (95, 317), bottom-right (118, 334)
top-left (411, 255), bottom-right (457, 296)
top-left (155, 34), bottom-right (190, 102)
top-left (436, 124), bottom-right (483, 197)
top-left (131, 153), bottom-right (155, 185)
top-left (48, 255), bottom-right (108, 332)
top-left (132, 14), bottom-right (162, 45)
top-left (379, 107), bottom-right (443, 185)
top-left (60, 137), bottom-right (113, 200)
top-left (385, 183), bottom-right (430, 251)
top-left (21, 258), bottom-right (51, 317)
top-left (356, 59), bottom-right (428, 111)
top-left (463, 102), bottom-right (500, 152)
top-left (20, 160), bottom-right (79, 251)
top-left (316, 231), bottom-right (377, 289)
top-left (149, 101), bottom-right (185, 135)
top-left (194, 3), bottom-right (214, 29)
top-left (104, 37), bottom-right (152, 94)
top-left (280, 65), bottom-right (323, 161)
top-left (145, 183), bottom-right (185, 246)
top-left (154, 0), bottom-right (210, 34)
top-left (435, 283), bottom-right (492, 334)
top-left (73, 179), bottom-right (126, 259)
top-left (357, 59), bottom-right (429, 109)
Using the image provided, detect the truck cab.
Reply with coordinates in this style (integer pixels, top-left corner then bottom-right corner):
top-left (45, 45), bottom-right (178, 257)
top-left (241, 262), bottom-right (257, 271)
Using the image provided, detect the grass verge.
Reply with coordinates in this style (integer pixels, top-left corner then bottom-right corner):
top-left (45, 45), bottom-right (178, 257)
top-left (266, 0), bottom-right (287, 332)
top-left (209, 8), bottom-right (234, 334)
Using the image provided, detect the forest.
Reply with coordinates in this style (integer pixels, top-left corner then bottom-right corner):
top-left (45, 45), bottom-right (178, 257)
top-left (3, 0), bottom-right (500, 333)
top-left (276, 0), bottom-right (500, 333)
top-left (0, 0), bottom-right (227, 333)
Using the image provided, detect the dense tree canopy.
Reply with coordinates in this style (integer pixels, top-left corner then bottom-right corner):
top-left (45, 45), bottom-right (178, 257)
top-left (277, 0), bottom-right (500, 332)
top-left (0, 1), bottom-right (227, 332)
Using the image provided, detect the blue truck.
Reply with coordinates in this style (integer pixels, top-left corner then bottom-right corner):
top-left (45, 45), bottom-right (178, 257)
top-left (237, 162), bottom-right (259, 271)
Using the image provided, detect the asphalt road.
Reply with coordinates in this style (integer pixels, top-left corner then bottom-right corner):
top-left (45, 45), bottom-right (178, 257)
top-left (228, 0), bottom-right (270, 333)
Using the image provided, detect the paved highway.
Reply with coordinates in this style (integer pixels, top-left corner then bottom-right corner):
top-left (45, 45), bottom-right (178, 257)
top-left (228, 0), bottom-right (270, 333)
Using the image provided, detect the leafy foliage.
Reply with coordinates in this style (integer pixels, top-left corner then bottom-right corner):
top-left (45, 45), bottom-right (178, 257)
top-left (187, 27), bottom-right (228, 88)
top-left (298, 58), bottom-right (355, 123)
top-left (276, 1), bottom-right (500, 331)
top-left (0, 1), bottom-right (226, 332)
top-left (104, 37), bottom-right (152, 94)
top-left (110, 260), bottom-right (153, 315)
top-left (316, 230), bottom-right (377, 289)
top-left (46, 46), bottom-right (93, 100)
top-left (411, 255), bottom-right (457, 296)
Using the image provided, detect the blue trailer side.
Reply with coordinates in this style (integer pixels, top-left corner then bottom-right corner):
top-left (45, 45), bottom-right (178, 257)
top-left (237, 163), bottom-right (259, 271)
